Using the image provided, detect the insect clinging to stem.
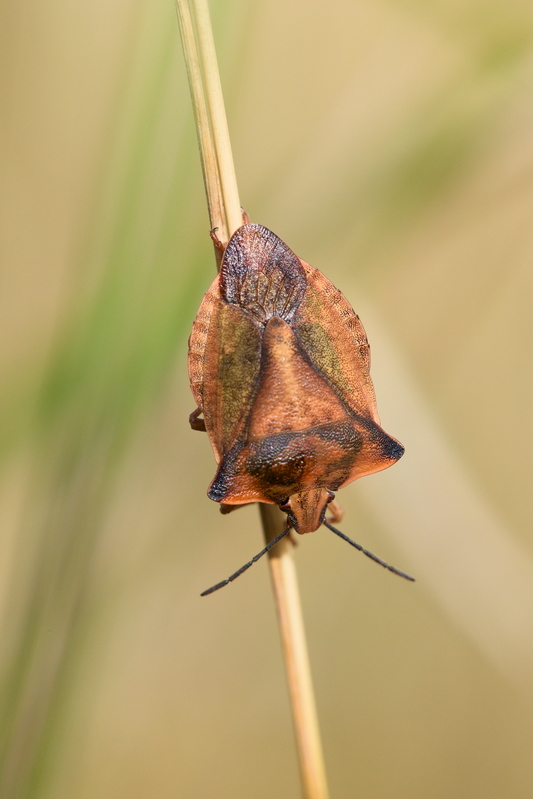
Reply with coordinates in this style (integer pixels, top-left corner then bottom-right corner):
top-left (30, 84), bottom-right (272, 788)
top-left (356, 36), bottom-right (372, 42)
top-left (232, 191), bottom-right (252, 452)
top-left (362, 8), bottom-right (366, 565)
top-left (188, 218), bottom-right (414, 594)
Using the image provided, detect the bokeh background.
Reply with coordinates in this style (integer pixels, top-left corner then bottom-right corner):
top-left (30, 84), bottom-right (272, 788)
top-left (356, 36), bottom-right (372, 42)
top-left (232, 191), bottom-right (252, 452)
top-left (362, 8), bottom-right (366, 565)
top-left (1, 0), bottom-right (532, 796)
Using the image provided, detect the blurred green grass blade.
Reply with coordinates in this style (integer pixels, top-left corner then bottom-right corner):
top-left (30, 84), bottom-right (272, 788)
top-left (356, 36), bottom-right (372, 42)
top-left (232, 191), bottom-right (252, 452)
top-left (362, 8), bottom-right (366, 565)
top-left (0, 4), bottom-right (210, 796)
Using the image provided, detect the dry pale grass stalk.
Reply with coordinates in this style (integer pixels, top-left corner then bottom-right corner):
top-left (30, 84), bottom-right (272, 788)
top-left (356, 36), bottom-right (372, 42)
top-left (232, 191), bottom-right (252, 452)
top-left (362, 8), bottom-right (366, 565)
top-left (175, 2), bottom-right (330, 797)
top-left (260, 504), bottom-right (330, 799)
top-left (174, 0), bottom-right (226, 242)
top-left (190, 0), bottom-right (243, 239)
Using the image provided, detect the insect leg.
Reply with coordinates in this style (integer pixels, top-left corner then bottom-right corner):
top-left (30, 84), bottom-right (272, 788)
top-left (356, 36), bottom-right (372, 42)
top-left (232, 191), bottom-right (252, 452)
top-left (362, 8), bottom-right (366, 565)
top-left (201, 527), bottom-right (290, 596)
top-left (326, 499), bottom-right (344, 525)
top-left (189, 407), bottom-right (206, 432)
top-left (325, 490), bottom-right (343, 525)
top-left (210, 228), bottom-right (225, 251)
top-left (323, 521), bottom-right (415, 582)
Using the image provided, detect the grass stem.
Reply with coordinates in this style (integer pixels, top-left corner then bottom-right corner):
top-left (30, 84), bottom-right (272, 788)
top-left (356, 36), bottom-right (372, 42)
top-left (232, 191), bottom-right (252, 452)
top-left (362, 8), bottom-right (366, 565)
top-left (175, 3), bottom-right (330, 796)
top-left (191, 0), bottom-right (243, 239)
top-left (174, 0), bottom-right (226, 242)
top-left (260, 505), bottom-right (330, 799)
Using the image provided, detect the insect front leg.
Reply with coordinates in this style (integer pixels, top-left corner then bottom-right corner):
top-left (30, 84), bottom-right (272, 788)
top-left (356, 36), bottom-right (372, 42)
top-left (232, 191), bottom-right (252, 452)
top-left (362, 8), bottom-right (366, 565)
top-left (189, 407), bottom-right (206, 432)
top-left (327, 498), bottom-right (344, 525)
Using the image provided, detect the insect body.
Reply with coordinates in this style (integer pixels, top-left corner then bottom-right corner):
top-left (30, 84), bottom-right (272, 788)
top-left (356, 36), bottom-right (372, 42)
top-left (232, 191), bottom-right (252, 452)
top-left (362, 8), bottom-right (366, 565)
top-left (188, 223), bottom-right (404, 537)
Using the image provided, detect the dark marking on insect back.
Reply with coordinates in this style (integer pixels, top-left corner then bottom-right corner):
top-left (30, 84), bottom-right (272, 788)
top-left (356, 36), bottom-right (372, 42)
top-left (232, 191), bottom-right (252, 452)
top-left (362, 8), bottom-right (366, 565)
top-left (247, 432), bottom-right (308, 489)
top-left (240, 421), bottom-right (366, 500)
top-left (380, 435), bottom-right (404, 461)
top-left (207, 441), bottom-right (245, 502)
top-left (220, 224), bottom-right (307, 323)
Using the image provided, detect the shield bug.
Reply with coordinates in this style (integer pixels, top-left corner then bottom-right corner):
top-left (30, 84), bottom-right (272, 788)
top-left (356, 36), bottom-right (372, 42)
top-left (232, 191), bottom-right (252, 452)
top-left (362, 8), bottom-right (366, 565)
top-left (188, 222), bottom-right (413, 593)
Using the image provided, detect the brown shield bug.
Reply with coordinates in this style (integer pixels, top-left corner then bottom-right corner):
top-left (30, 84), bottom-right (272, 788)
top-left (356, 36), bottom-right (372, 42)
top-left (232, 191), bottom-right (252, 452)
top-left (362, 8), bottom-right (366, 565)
top-left (188, 222), bottom-right (413, 593)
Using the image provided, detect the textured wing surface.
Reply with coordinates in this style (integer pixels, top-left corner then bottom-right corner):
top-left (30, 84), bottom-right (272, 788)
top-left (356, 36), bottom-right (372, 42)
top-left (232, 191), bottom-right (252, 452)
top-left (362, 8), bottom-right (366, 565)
top-left (201, 301), bottom-right (262, 462)
top-left (220, 224), bottom-right (307, 323)
top-left (294, 260), bottom-right (380, 424)
top-left (188, 274), bottom-right (220, 408)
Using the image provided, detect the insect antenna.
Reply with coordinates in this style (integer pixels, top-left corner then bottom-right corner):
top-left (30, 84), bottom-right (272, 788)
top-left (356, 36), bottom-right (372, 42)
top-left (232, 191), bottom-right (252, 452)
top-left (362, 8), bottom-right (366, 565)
top-left (201, 526), bottom-right (290, 596)
top-left (323, 520), bottom-right (415, 582)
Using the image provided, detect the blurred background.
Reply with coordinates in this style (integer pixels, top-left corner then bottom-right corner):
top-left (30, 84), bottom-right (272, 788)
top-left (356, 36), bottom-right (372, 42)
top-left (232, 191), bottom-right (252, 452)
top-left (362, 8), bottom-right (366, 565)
top-left (1, 0), bottom-right (532, 796)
